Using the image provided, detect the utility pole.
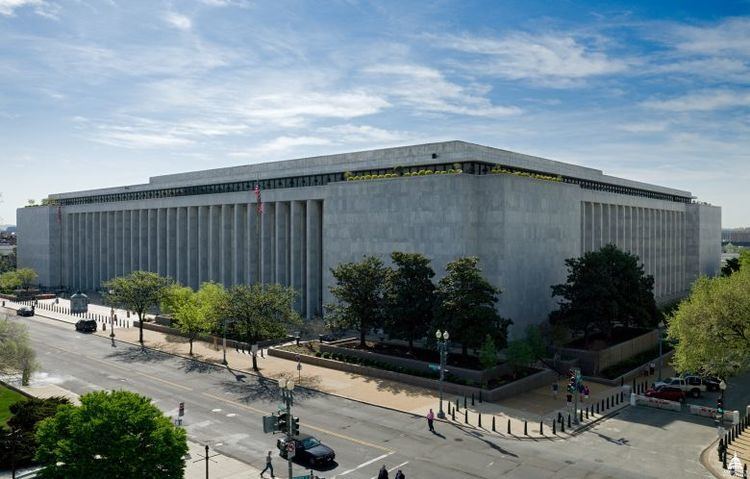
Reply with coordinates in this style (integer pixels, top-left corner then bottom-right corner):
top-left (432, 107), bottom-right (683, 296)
top-left (280, 379), bottom-right (295, 479)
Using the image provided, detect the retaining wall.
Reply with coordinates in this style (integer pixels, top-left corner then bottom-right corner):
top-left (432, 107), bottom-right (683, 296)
top-left (554, 329), bottom-right (659, 375)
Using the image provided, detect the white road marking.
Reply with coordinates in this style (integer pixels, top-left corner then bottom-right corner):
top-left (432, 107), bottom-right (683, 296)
top-left (335, 451), bottom-right (395, 477)
top-left (226, 413), bottom-right (237, 417)
top-left (211, 408), bottom-right (222, 412)
top-left (368, 461), bottom-right (409, 478)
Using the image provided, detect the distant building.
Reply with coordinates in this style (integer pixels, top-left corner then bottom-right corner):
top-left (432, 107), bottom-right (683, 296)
top-left (722, 228), bottom-right (750, 246)
top-left (16, 141), bottom-right (721, 328)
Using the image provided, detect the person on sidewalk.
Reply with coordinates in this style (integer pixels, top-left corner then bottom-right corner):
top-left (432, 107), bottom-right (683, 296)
top-left (649, 362), bottom-right (655, 376)
top-left (378, 464), bottom-right (389, 479)
top-left (552, 382), bottom-right (559, 399)
top-left (426, 408), bottom-right (435, 432)
top-left (260, 450), bottom-right (274, 478)
top-left (394, 469), bottom-right (405, 479)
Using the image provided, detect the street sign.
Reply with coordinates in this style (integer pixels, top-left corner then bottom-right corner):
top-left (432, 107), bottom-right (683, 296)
top-left (285, 440), bottom-right (296, 459)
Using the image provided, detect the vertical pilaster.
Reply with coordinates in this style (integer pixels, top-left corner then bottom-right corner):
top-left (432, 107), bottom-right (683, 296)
top-left (275, 202), bottom-right (290, 286)
top-left (130, 210), bottom-right (139, 273)
top-left (247, 205), bottom-right (260, 284)
top-left (122, 210), bottom-right (132, 276)
top-left (167, 208), bottom-right (177, 280)
top-left (221, 204), bottom-right (233, 287)
top-left (157, 208), bottom-right (167, 276)
top-left (209, 205), bottom-right (221, 282)
top-left (139, 210), bottom-right (148, 270)
top-left (148, 209), bottom-right (157, 272)
top-left (261, 203), bottom-right (276, 283)
top-left (92, 212), bottom-right (100, 289)
top-left (233, 204), bottom-right (246, 285)
top-left (290, 201), bottom-right (306, 313)
top-left (176, 207), bottom-right (188, 286)
top-left (305, 200), bottom-right (322, 319)
top-left (85, 212), bottom-right (93, 289)
top-left (187, 206), bottom-right (199, 289)
top-left (198, 206), bottom-right (209, 284)
top-left (107, 211), bottom-right (116, 280)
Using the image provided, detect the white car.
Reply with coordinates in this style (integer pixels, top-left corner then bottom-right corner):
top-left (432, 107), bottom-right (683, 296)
top-left (654, 376), bottom-right (706, 398)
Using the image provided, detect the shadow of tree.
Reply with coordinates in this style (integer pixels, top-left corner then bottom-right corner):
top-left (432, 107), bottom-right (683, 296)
top-left (218, 375), bottom-right (324, 405)
top-left (105, 345), bottom-right (172, 363)
top-left (179, 358), bottom-right (224, 374)
top-left (351, 372), bottom-right (435, 398)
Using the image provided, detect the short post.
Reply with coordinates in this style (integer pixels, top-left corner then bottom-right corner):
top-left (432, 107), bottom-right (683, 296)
top-left (552, 418), bottom-right (556, 435)
top-left (464, 409), bottom-right (468, 424)
top-left (585, 407), bottom-right (589, 419)
top-left (507, 419), bottom-right (511, 434)
top-left (539, 420), bottom-right (543, 435)
top-left (606, 397), bottom-right (610, 409)
top-left (471, 393), bottom-right (475, 406)
top-left (464, 396), bottom-right (467, 409)
top-left (718, 438), bottom-right (724, 461)
top-left (596, 402), bottom-right (600, 414)
top-left (478, 413), bottom-right (482, 428)
top-left (579, 409), bottom-right (583, 423)
top-left (451, 407), bottom-right (455, 421)
top-left (492, 415), bottom-right (495, 431)
top-left (567, 414), bottom-right (571, 428)
top-left (456, 397), bottom-right (459, 410)
top-left (561, 418), bottom-right (565, 433)
top-left (479, 390), bottom-right (483, 403)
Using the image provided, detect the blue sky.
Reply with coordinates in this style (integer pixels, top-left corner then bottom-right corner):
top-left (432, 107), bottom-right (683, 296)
top-left (1, 0), bottom-right (748, 226)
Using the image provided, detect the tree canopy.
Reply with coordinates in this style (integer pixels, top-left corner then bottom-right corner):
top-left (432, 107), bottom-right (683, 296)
top-left (162, 282), bottom-right (224, 355)
top-left (15, 268), bottom-right (38, 290)
top-left (384, 252), bottom-right (436, 352)
top-left (0, 397), bottom-right (70, 469)
top-left (549, 244), bottom-right (660, 343)
top-left (327, 256), bottom-right (390, 347)
top-left (668, 269), bottom-right (750, 379)
top-left (435, 257), bottom-right (512, 357)
top-left (34, 390), bottom-right (188, 479)
top-left (0, 318), bottom-right (38, 385)
top-left (104, 271), bottom-right (173, 346)
top-left (220, 283), bottom-right (301, 344)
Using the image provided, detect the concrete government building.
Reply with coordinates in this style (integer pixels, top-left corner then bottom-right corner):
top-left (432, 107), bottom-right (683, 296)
top-left (17, 141), bottom-right (721, 330)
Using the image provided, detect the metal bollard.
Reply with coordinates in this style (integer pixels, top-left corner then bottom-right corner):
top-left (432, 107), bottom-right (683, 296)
top-left (567, 414), bottom-right (571, 428)
top-left (552, 418), bottom-right (556, 435)
top-left (507, 419), bottom-right (511, 434)
top-left (718, 438), bottom-right (724, 461)
top-left (452, 407), bottom-right (455, 421)
top-left (561, 418), bottom-right (565, 433)
top-left (596, 402), bottom-right (600, 414)
top-left (492, 416), bottom-right (496, 432)
top-left (478, 413), bottom-right (482, 428)
top-left (606, 397), bottom-right (610, 409)
top-left (464, 396), bottom-right (467, 409)
top-left (586, 407), bottom-right (589, 419)
top-left (540, 420), bottom-right (543, 435)
top-left (471, 393), bottom-right (475, 406)
top-left (456, 397), bottom-right (459, 410)
top-left (524, 420), bottom-right (528, 436)
top-left (465, 409), bottom-right (468, 424)
top-left (579, 409), bottom-right (583, 422)
top-left (479, 390), bottom-right (483, 403)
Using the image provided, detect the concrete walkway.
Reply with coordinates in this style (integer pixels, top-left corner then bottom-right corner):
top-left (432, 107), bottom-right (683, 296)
top-left (1, 376), bottom-right (262, 479)
top-left (3, 299), bottom-right (632, 440)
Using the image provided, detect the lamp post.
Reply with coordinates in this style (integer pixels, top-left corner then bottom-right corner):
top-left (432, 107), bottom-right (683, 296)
top-left (720, 380), bottom-right (727, 426)
top-left (280, 379), bottom-right (295, 479)
top-left (436, 329), bottom-right (449, 419)
top-left (221, 318), bottom-right (236, 366)
top-left (108, 290), bottom-right (116, 347)
top-left (657, 320), bottom-right (665, 381)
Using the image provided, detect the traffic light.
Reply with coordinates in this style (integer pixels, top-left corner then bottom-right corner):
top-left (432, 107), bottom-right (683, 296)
top-left (277, 412), bottom-right (288, 432)
top-left (717, 398), bottom-right (724, 415)
top-left (291, 416), bottom-right (300, 436)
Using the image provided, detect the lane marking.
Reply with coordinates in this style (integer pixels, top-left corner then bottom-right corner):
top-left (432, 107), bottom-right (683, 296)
top-left (202, 392), bottom-right (392, 452)
top-left (336, 451), bottom-right (395, 476)
top-left (369, 461), bottom-right (409, 479)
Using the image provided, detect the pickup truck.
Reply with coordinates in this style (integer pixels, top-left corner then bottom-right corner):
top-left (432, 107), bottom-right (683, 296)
top-left (654, 376), bottom-right (706, 398)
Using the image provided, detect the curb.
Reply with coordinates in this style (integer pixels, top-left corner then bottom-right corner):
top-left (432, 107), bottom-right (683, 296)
top-left (699, 437), bottom-right (725, 478)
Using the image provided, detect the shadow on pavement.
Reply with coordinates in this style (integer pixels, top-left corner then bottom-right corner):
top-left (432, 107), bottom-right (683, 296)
top-left (105, 345), bottom-right (172, 363)
top-left (218, 376), bottom-right (324, 404)
top-left (180, 358), bottom-right (224, 374)
top-left (354, 373), bottom-right (435, 397)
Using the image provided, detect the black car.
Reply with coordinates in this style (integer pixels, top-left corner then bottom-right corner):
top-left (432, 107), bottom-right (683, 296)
top-left (16, 306), bottom-right (34, 317)
top-left (277, 435), bottom-right (335, 467)
top-left (75, 319), bottom-right (97, 333)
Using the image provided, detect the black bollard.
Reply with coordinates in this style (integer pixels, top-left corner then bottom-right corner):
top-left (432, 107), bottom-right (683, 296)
top-left (561, 418), bottom-right (565, 433)
top-left (478, 413), bottom-right (482, 428)
top-left (723, 447), bottom-right (728, 469)
top-left (601, 399), bottom-right (605, 411)
top-left (580, 409), bottom-right (583, 422)
top-left (586, 407), bottom-right (589, 419)
top-left (552, 418), bottom-right (556, 435)
top-left (464, 396), bottom-right (467, 409)
top-left (718, 438), bottom-right (724, 461)
top-left (456, 397), bottom-right (459, 410)
top-left (567, 414), bottom-right (571, 428)
top-left (492, 416), bottom-right (496, 432)
top-left (743, 463), bottom-right (746, 478)
top-left (596, 402), bottom-right (600, 414)
top-left (507, 419), bottom-right (511, 434)
top-left (479, 390), bottom-right (483, 403)
top-left (524, 420), bottom-right (528, 436)
top-left (540, 420), bottom-right (543, 435)
top-left (452, 407), bottom-right (455, 421)
top-left (471, 393), bottom-right (475, 406)
top-left (606, 397), bottom-right (610, 409)
top-left (465, 409), bottom-right (468, 424)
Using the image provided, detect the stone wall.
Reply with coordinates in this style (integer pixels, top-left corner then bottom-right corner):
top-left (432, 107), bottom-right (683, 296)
top-left (553, 329), bottom-right (659, 376)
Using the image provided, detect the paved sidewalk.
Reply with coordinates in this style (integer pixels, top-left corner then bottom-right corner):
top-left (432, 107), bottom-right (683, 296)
top-left (3, 300), bottom-right (633, 440)
top-left (1, 376), bottom-right (261, 479)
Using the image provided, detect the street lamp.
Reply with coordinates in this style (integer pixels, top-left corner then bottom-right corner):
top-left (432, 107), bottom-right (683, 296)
top-left (657, 320), bottom-right (665, 381)
top-left (279, 379), bottom-right (295, 479)
top-left (221, 318), bottom-right (236, 366)
top-left (436, 329), bottom-right (449, 419)
top-left (719, 380), bottom-right (727, 426)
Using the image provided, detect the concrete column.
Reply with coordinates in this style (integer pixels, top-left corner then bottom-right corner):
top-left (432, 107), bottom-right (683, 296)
top-left (290, 201), bottom-right (306, 313)
top-left (209, 205), bottom-right (221, 282)
top-left (148, 209), bottom-right (157, 273)
top-left (176, 207), bottom-right (188, 286)
top-left (122, 210), bottom-right (132, 276)
top-left (130, 210), bottom-right (139, 273)
top-left (167, 208), bottom-right (177, 280)
top-left (275, 202), bottom-right (290, 286)
top-left (91, 212), bottom-right (100, 289)
top-left (233, 204), bottom-right (246, 285)
top-left (85, 212), bottom-right (93, 289)
top-left (157, 208), bottom-right (167, 276)
top-left (260, 203), bottom-right (276, 283)
top-left (247, 205), bottom-right (260, 284)
top-left (139, 209), bottom-right (148, 271)
top-left (198, 206), bottom-right (209, 284)
top-left (106, 211), bottom-right (115, 280)
top-left (64, 213), bottom-right (72, 288)
top-left (187, 206), bottom-right (199, 289)
top-left (592, 203), bottom-right (601, 250)
top-left (220, 204), bottom-right (233, 287)
top-left (305, 200), bottom-right (322, 319)
top-left (73, 213), bottom-right (81, 290)
top-left (98, 212), bottom-right (107, 283)
top-left (114, 210), bottom-right (123, 277)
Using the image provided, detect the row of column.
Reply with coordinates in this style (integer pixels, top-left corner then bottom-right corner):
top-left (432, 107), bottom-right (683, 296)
top-left (63, 200), bottom-right (323, 318)
top-left (581, 202), bottom-right (686, 298)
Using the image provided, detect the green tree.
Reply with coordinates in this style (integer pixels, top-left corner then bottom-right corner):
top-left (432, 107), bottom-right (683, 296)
top-left (104, 271), bottom-right (173, 346)
top-left (505, 339), bottom-right (534, 376)
top-left (220, 283), bottom-right (301, 344)
top-left (0, 397), bottom-right (70, 469)
top-left (384, 252), bottom-right (436, 352)
top-left (550, 244), bottom-right (660, 345)
top-left (478, 335), bottom-right (498, 371)
top-left (0, 271), bottom-right (21, 293)
top-left (162, 283), bottom-right (224, 355)
top-left (0, 319), bottom-right (38, 385)
top-left (34, 390), bottom-right (188, 479)
top-left (668, 270), bottom-right (750, 379)
top-left (435, 257), bottom-right (512, 358)
top-left (327, 256), bottom-right (390, 347)
top-left (721, 257), bottom-right (741, 277)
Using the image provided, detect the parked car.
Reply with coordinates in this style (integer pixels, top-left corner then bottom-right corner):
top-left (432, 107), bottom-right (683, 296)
top-left (16, 306), bottom-right (34, 317)
top-left (645, 385), bottom-right (685, 402)
top-left (75, 319), bottom-right (97, 333)
top-left (680, 372), bottom-right (721, 392)
top-left (654, 376), bottom-right (705, 398)
top-left (277, 435), bottom-right (335, 468)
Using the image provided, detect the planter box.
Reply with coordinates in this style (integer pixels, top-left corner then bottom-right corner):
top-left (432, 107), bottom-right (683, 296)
top-left (133, 320), bottom-right (289, 350)
top-left (319, 340), bottom-right (510, 384)
top-left (553, 329), bottom-right (659, 376)
top-left (270, 347), bottom-right (556, 402)
top-left (584, 350), bottom-right (675, 386)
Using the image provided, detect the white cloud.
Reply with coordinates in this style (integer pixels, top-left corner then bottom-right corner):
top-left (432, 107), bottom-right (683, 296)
top-left (230, 136), bottom-right (332, 157)
top-left (164, 12), bottom-right (192, 31)
top-left (364, 64), bottom-right (521, 117)
top-left (0, 0), bottom-right (57, 18)
top-left (642, 90), bottom-right (750, 112)
top-left (618, 121), bottom-right (669, 133)
top-left (316, 124), bottom-right (408, 144)
top-left (669, 17), bottom-right (750, 57)
top-left (434, 32), bottom-right (630, 86)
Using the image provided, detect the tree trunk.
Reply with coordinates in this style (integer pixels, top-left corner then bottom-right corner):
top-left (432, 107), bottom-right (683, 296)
top-left (189, 337), bottom-right (194, 356)
top-left (360, 328), bottom-right (366, 348)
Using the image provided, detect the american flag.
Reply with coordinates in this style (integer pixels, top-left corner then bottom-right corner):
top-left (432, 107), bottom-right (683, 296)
top-left (254, 183), bottom-right (263, 214)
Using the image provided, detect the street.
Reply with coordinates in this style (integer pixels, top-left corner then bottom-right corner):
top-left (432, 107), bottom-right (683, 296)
top-left (17, 313), bottom-right (720, 478)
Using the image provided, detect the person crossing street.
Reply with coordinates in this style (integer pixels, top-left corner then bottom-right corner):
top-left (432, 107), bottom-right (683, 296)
top-left (260, 450), bottom-right (274, 478)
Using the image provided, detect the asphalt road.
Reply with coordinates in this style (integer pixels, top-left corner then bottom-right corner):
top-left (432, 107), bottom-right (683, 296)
top-left (15, 313), bottom-right (721, 479)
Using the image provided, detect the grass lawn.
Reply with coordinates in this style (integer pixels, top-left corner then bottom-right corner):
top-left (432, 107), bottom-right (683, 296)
top-left (0, 384), bottom-right (27, 427)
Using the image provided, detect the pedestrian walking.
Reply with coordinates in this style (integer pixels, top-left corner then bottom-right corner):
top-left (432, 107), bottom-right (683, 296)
top-left (649, 362), bottom-right (656, 376)
top-left (260, 450), bottom-right (274, 478)
top-left (552, 382), bottom-right (559, 399)
top-left (427, 408), bottom-right (435, 432)
top-left (378, 464), bottom-right (389, 479)
top-left (583, 385), bottom-right (590, 401)
top-left (395, 469), bottom-right (405, 479)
